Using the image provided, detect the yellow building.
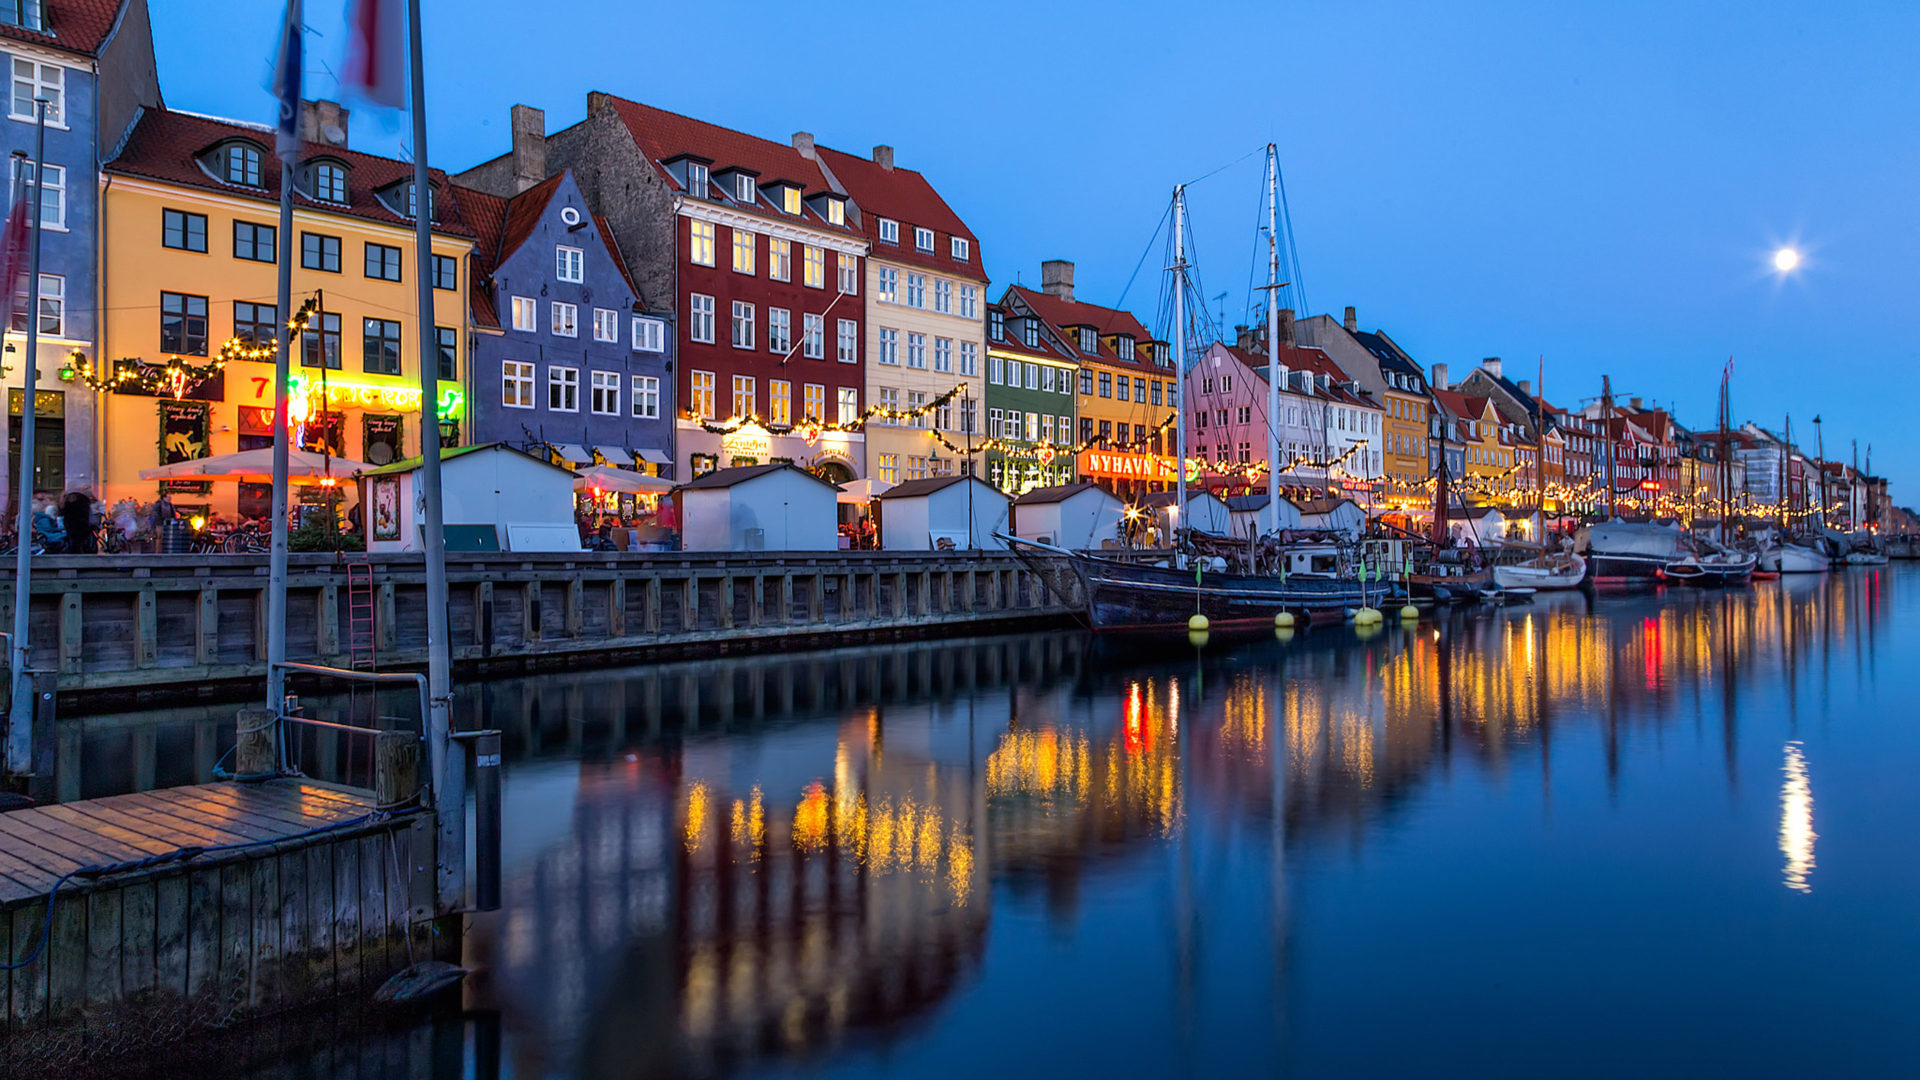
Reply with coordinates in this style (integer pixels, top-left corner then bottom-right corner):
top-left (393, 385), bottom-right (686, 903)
top-left (97, 104), bottom-right (473, 519)
top-left (1434, 389), bottom-right (1510, 494)
top-left (1003, 271), bottom-right (1175, 501)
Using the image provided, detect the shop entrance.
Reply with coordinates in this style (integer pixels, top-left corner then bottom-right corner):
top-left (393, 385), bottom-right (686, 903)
top-left (7, 388), bottom-right (66, 515)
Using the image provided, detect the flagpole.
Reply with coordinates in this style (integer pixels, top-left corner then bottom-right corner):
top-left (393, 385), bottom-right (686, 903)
top-left (7, 99), bottom-right (49, 781)
top-left (407, 0), bottom-right (463, 911)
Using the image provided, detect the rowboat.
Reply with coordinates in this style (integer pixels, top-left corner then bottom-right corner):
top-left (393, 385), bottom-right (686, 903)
top-left (1492, 552), bottom-right (1587, 591)
top-left (1757, 542), bottom-right (1827, 574)
top-left (1663, 549), bottom-right (1757, 586)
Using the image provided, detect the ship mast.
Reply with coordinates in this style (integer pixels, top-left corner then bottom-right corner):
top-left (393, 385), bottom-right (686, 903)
top-left (1173, 185), bottom-right (1189, 540)
top-left (1265, 146), bottom-right (1280, 533)
top-left (1602, 374), bottom-right (1617, 521)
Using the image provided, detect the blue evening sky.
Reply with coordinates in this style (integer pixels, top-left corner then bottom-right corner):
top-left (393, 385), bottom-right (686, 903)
top-left (157, 0), bottom-right (1919, 491)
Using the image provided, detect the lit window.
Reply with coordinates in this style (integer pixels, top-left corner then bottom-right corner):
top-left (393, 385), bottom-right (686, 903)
top-left (732, 229), bottom-right (755, 275)
top-left (689, 221), bottom-right (715, 266)
top-left (690, 370), bottom-right (716, 418)
top-left (825, 199), bottom-right (845, 226)
top-left (503, 360), bottom-right (535, 408)
top-left (837, 387), bottom-right (857, 423)
top-left (731, 374), bottom-right (756, 419)
top-left (781, 187), bottom-right (801, 215)
top-left (803, 383), bottom-right (825, 421)
top-left (803, 246), bottom-right (825, 288)
top-left (769, 380), bottom-right (791, 425)
top-left (511, 296), bottom-right (537, 332)
top-left (769, 237), bottom-right (791, 281)
top-left (590, 370), bottom-right (619, 415)
top-left (556, 246), bottom-right (584, 282)
top-left (593, 308), bottom-right (618, 342)
top-left (551, 301), bottom-right (578, 338)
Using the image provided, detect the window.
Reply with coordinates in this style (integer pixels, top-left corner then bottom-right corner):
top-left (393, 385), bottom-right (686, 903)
top-left (311, 162), bottom-right (347, 203)
top-left (691, 370), bottom-right (716, 418)
top-left (162, 208), bottom-right (206, 252)
top-left (1026, 413), bottom-right (1040, 442)
top-left (769, 237), bottom-right (791, 281)
top-left (436, 326), bottom-right (457, 380)
top-left (232, 300), bottom-right (276, 347)
top-left (432, 254), bottom-right (456, 290)
top-left (1135, 377), bottom-right (1147, 402)
top-left (1099, 371), bottom-right (1112, 397)
top-left (160, 292), bottom-right (208, 355)
top-left (934, 279), bottom-right (951, 314)
top-left (768, 307), bottom-right (791, 354)
top-left (1116, 377), bottom-right (1129, 403)
top-left (364, 243), bottom-right (402, 281)
top-left (224, 144), bottom-right (262, 187)
top-left (988, 309), bottom-right (1004, 341)
top-left (878, 218), bottom-right (899, 244)
top-left (1024, 364), bottom-right (1038, 390)
top-left (1151, 381), bottom-right (1162, 406)
top-left (837, 253), bottom-right (858, 294)
top-left (989, 408), bottom-right (1004, 438)
top-left (959, 341), bottom-right (978, 376)
top-left (825, 199), bottom-right (845, 226)
top-left (803, 246), bottom-right (825, 288)
top-left (907, 456), bottom-right (928, 481)
top-left (989, 355), bottom-right (1004, 385)
top-left (769, 380), bottom-right (791, 425)
top-left (1081, 418), bottom-right (1095, 444)
top-left (233, 221), bottom-right (275, 262)
top-left (8, 271), bottom-right (58, 334)
top-left (803, 383), bottom-right (825, 422)
top-left (690, 221), bottom-right (715, 265)
top-left (877, 454), bottom-right (900, 484)
top-left (591, 370), bottom-right (619, 415)
top-left (556, 245), bottom-right (584, 283)
top-left (837, 387), bottom-right (857, 424)
top-left (503, 360), bottom-right (535, 408)
top-left (301, 232), bottom-right (341, 272)
top-left (732, 229), bottom-right (755, 274)
top-left (914, 226), bottom-right (934, 252)
top-left (594, 308), bottom-right (618, 343)
top-left (362, 318), bottom-right (402, 374)
top-left (877, 267), bottom-right (898, 303)
top-left (952, 237), bottom-right (970, 260)
top-left (633, 316), bottom-right (666, 352)
top-left (962, 399), bottom-right (977, 434)
top-left (938, 399), bottom-right (954, 431)
top-left (905, 273), bottom-right (925, 308)
top-left (735, 174), bottom-right (756, 204)
top-left (878, 327), bottom-right (899, 365)
top-left (731, 374), bottom-right (755, 419)
top-left (1238, 405), bottom-right (1251, 424)
top-left (551, 301), bottom-right (578, 338)
top-left (1078, 327), bottom-right (1097, 354)
top-left (906, 332), bottom-right (926, 369)
top-left (837, 319), bottom-right (858, 363)
top-left (1041, 415), bottom-right (1055, 444)
top-left (1079, 370), bottom-right (1093, 395)
top-left (689, 294), bottom-right (715, 343)
top-left (959, 285), bottom-right (978, 319)
top-left (511, 296), bottom-right (537, 332)
top-left (1117, 336), bottom-right (1135, 361)
top-left (301, 311), bottom-right (341, 369)
top-left (10, 57), bottom-right (62, 124)
top-left (631, 375), bottom-right (660, 419)
top-left (730, 300), bottom-right (755, 349)
top-left (1099, 420), bottom-right (1112, 442)
top-left (803, 313), bottom-right (825, 359)
top-left (782, 187), bottom-right (802, 215)
top-left (1021, 321), bottom-right (1039, 348)
top-left (934, 337), bottom-right (953, 373)
top-left (548, 365), bottom-right (579, 411)
top-left (1040, 365), bottom-right (1055, 393)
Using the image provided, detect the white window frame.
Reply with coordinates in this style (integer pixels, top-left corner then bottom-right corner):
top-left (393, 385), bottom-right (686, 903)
top-left (878, 218), bottom-right (899, 244)
top-left (769, 379), bottom-right (792, 426)
top-left (593, 307), bottom-right (618, 343)
top-left (548, 365), bottom-right (579, 412)
top-left (502, 359), bottom-right (535, 409)
top-left (26, 271), bottom-right (60, 335)
top-left (732, 229), bottom-right (755, 275)
top-left (731, 374), bottom-right (756, 419)
top-left (689, 293), bottom-right (715, 344)
top-left (876, 266), bottom-right (898, 303)
top-left (632, 315), bottom-right (665, 352)
top-left (551, 301), bottom-right (578, 338)
top-left (951, 237), bottom-right (970, 260)
top-left (730, 300), bottom-right (755, 349)
top-left (959, 341), bottom-right (978, 377)
top-left (933, 336), bottom-right (952, 373)
top-left (556, 245), bottom-right (584, 283)
top-left (511, 296), bottom-right (537, 332)
top-left (689, 220), bottom-right (715, 266)
top-left (914, 226), bottom-right (934, 252)
top-left (906, 332), bottom-right (926, 370)
top-left (878, 327), bottom-right (899, 366)
top-left (590, 370), bottom-right (620, 415)
top-left (768, 307), bottom-right (792, 354)
top-left (631, 374), bottom-right (660, 419)
top-left (686, 162), bottom-right (709, 198)
top-left (837, 253), bottom-right (858, 295)
top-left (837, 318), bottom-right (858, 363)
top-left (837, 387), bottom-right (858, 424)
top-left (959, 284), bottom-right (977, 319)
top-left (10, 57), bottom-right (65, 127)
top-left (933, 279), bottom-right (952, 314)
top-left (905, 273), bottom-right (925, 308)
top-left (768, 237), bottom-right (791, 281)
top-left (803, 245), bottom-right (825, 289)
top-left (803, 382), bottom-right (825, 422)
top-left (735, 174), bottom-right (756, 204)
top-left (9, 159), bottom-right (62, 230)
top-left (803, 313), bottom-right (825, 359)
top-left (691, 369), bottom-right (716, 418)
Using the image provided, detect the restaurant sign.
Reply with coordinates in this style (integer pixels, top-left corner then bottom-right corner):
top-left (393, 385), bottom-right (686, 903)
top-left (1077, 450), bottom-right (1183, 482)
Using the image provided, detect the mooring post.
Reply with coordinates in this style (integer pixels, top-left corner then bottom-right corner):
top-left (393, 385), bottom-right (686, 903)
top-left (374, 731), bottom-right (422, 809)
top-left (470, 729), bottom-right (502, 911)
top-left (233, 707), bottom-right (278, 780)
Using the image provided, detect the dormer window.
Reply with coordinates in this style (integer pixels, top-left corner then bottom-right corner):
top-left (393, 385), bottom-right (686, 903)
top-left (687, 162), bottom-right (709, 198)
top-left (0, 1), bottom-right (46, 31)
top-left (914, 226), bottom-right (934, 252)
top-left (224, 144), bottom-right (262, 187)
top-left (989, 309), bottom-right (1005, 341)
top-left (951, 237), bottom-right (970, 260)
top-left (1022, 321), bottom-right (1040, 349)
top-left (310, 161), bottom-right (347, 203)
top-left (1116, 335), bottom-right (1135, 361)
top-left (735, 174), bottom-right (756, 204)
top-left (781, 187), bottom-right (801, 215)
top-left (1077, 327), bottom-right (1097, 354)
top-left (878, 218), bottom-right (899, 244)
top-left (825, 198), bottom-right (845, 226)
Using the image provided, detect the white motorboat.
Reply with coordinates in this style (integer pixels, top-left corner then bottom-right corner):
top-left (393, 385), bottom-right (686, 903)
top-left (1492, 552), bottom-right (1587, 591)
top-left (1845, 550), bottom-right (1890, 567)
top-left (1758, 543), bottom-right (1828, 574)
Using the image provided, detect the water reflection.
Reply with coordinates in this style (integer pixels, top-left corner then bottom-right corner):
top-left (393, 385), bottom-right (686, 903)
top-left (1779, 741), bottom-right (1816, 893)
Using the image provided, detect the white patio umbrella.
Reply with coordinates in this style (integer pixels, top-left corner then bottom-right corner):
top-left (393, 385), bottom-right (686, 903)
top-left (837, 476), bottom-right (893, 505)
top-left (572, 464), bottom-right (675, 495)
top-left (139, 447), bottom-right (372, 483)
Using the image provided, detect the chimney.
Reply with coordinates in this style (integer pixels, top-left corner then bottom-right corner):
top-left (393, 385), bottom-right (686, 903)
top-left (1482, 356), bottom-right (1502, 379)
top-left (1278, 308), bottom-right (1296, 347)
top-left (1517, 379), bottom-right (1532, 396)
top-left (1234, 324), bottom-right (1259, 351)
top-left (1343, 305), bottom-right (1357, 332)
top-left (791, 131), bottom-right (816, 159)
top-left (1629, 396), bottom-right (1644, 410)
top-left (1432, 363), bottom-right (1449, 391)
top-left (510, 104), bottom-right (547, 195)
top-left (298, 99), bottom-right (350, 148)
top-left (872, 145), bottom-right (894, 170)
top-left (1041, 260), bottom-right (1075, 301)
top-left (586, 91), bottom-right (615, 117)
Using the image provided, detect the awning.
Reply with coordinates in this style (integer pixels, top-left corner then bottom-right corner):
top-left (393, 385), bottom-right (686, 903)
top-left (552, 443), bottom-right (591, 464)
top-left (635, 448), bottom-right (671, 465)
top-left (595, 446), bottom-right (634, 466)
top-left (574, 465), bottom-right (674, 495)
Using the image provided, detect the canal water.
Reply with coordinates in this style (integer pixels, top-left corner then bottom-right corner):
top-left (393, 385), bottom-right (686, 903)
top-left (97, 567), bottom-right (1918, 1078)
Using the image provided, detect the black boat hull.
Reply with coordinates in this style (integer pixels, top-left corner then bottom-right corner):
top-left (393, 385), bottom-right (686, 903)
top-left (1071, 556), bottom-right (1402, 632)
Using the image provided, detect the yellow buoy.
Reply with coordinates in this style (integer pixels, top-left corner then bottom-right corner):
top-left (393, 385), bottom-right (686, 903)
top-left (1188, 613), bottom-right (1210, 632)
top-left (1188, 629), bottom-right (1211, 649)
top-left (1275, 627), bottom-right (1295, 643)
top-left (1354, 621), bottom-right (1382, 641)
top-left (1399, 604), bottom-right (1420, 621)
top-left (1274, 611), bottom-right (1295, 628)
top-left (1355, 607), bottom-right (1381, 624)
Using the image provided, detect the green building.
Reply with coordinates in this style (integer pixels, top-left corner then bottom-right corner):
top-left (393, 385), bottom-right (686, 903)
top-left (983, 302), bottom-right (1078, 495)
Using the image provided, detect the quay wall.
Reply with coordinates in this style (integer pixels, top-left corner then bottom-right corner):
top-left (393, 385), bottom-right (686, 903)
top-left (0, 551), bottom-right (1083, 711)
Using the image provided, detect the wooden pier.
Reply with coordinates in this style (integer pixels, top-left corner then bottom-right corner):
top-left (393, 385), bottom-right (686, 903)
top-left (0, 550), bottom-right (1080, 710)
top-left (0, 781), bottom-right (440, 1070)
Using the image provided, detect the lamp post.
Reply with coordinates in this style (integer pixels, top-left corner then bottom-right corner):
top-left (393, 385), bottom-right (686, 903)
top-left (7, 100), bottom-right (50, 782)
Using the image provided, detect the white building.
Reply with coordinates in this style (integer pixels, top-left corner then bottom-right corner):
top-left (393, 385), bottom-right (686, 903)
top-left (359, 443), bottom-right (579, 553)
top-left (1011, 482), bottom-right (1126, 549)
top-left (874, 476), bottom-right (1010, 550)
top-left (1138, 490), bottom-right (1232, 539)
top-left (677, 464), bottom-right (839, 551)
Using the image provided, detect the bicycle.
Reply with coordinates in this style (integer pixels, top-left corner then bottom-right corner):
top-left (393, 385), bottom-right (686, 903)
top-left (222, 523), bottom-right (270, 554)
top-left (97, 525), bottom-right (129, 554)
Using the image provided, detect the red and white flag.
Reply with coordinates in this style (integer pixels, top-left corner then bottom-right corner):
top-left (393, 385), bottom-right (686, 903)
top-left (344, 0), bottom-right (408, 108)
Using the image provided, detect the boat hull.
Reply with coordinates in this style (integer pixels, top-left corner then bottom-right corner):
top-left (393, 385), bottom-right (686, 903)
top-left (1071, 556), bottom-right (1400, 633)
top-left (1492, 555), bottom-right (1587, 591)
top-left (1758, 545), bottom-right (1828, 573)
top-left (1663, 555), bottom-right (1757, 586)
top-left (1585, 552), bottom-right (1670, 581)
top-left (1845, 552), bottom-right (1890, 566)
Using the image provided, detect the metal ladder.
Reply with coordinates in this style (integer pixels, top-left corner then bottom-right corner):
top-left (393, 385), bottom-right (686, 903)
top-left (345, 560), bottom-right (378, 671)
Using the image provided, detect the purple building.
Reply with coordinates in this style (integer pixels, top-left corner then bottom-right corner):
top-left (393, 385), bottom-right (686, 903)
top-left (462, 169), bottom-right (674, 475)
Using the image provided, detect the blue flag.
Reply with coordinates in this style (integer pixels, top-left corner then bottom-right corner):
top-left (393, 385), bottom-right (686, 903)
top-left (272, 0), bottom-right (303, 164)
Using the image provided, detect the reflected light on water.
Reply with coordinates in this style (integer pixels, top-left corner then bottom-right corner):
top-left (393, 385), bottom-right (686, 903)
top-left (1779, 741), bottom-right (1816, 893)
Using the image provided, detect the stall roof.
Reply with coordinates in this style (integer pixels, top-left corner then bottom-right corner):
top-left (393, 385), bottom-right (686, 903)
top-left (1012, 482), bottom-right (1107, 506)
top-left (875, 476), bottom-right (985, 500)
top-left (359, 442), bottom-right (576, 477)
top-left (676, 463), bottom-right (838, 491)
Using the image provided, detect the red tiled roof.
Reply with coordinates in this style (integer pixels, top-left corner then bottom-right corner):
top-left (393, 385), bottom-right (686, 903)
top-left (1432, 388), bottom-right (1493, 423)
top-left (106, 108), bottom-right (481, 239)
top-left (598, 95), bottom-right (860, 239)
top-left (457, 185), bottom-right (509, 330)
top-left (497, 172), bottom-right (567, 265)
top-left (985, 301), bottom-right (1076, 364)
top-left (458, 172), bottom-right (647, 330)
top-left (1228, 343), bottom-right (1378, 408)
top-left (813, 146), bottom-right (985, 282)
top-left (1005, 285), bottom-right (1158, 372)
top-left (0, 0), bottom-right (123, 57)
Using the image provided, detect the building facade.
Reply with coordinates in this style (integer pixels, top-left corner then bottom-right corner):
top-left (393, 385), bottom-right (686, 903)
top-left (99, 104), bottom-right (474, 518)
top-left (1298, 306), bottom-right (1431, 495)
top-left (814, 144), bottom-right (985, 486)
top-left (1, 0), bottom-right (160, 509)
top-left (462, 169), bottom-right (672, 473)
top-left (982, 300), bottom-right (1077, 495)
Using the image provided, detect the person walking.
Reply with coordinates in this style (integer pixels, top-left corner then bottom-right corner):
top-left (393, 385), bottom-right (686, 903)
top-left (60, 492), bottom-right (97, 553)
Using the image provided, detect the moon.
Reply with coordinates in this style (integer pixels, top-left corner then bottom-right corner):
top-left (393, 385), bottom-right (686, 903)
top-left (1773, 247), bottom-right (1801, 273)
